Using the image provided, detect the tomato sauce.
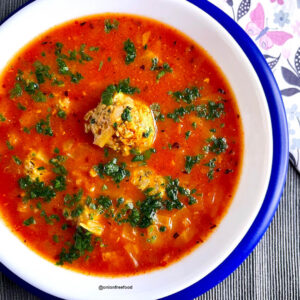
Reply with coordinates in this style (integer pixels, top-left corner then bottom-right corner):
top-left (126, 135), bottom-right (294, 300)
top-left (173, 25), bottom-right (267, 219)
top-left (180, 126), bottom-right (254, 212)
top-left (0, 14), bottom-right (243, 276)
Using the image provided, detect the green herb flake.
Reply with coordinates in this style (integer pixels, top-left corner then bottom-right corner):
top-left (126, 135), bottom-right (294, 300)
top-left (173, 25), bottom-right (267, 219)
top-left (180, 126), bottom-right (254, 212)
top-left (57, 109), bottom-right (67, 119)
top-left (101, 78), bottom-right (140, 106)
top-left (143, 127), bottom-right (152, 138)
top-left (24, 216), bottom-right (36, 226)
top-left (185, 154), bottom-right (203, 174)
top-left (98, 61), bottom-right (104, 71)
top-left (34, 60), bottom-right (52, 84)
top-left (57, 227), bottom-right (94, 265)
top-left (35, 115), bottom-right (53, 136)
top-left (89, 46), bottom-right (99, 52)
top-left (12, 156), bottom-right (22, 165)
top-left (185, 131), bottom-right (192, 140)
top-left (19, 176), bottom-right (56, 203)
top-left (159, 226), bottom-right (166, 232)
top-left (79, 44), bottom-right (93, 62)
top-left (23, 127), bottom-right (31, 134)
top-left (104, 19), bottom-right (119, 33)
top-left (170, 87), bottom-right (200, 104)
top-left (94, 158), bottom-right (130, 183)
top-left (204, 158), bottom-right (217, 181)
top-left (206, 136), bottom-right (228, 154)
top-left (132, 148), bottom-right (156, 164)
top-left (17, 102), bottom-right (27, 111)
top-left (104, 147), bottom-right (109, 157)
top-left (124, 39), bottom-right (136, 64)
top-left (121, 106), bottom-right (132, 122)
top-left (33, 91), bottom-right (46, 103)
top-left (10, 83), bottom-right (23, 98)
top-left (6, 140), bottom-right (14, 150)
top-left (0, 114), bottom-right (6, 122)
top-left (62, 224), bottom-right (69, 230)
top-left (53, 234), bottom-right (60, 243)
top-left (150, 58), bottom-right (173, 82)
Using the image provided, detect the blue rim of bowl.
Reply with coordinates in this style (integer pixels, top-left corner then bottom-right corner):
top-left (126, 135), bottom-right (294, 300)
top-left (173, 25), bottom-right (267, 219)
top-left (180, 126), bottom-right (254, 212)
top-left (0, 0), bottom-right (289, 299)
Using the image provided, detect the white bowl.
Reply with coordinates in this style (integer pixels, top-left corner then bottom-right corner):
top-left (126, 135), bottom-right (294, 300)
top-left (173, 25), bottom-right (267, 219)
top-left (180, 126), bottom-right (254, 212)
top-left (0, 0), bottom-right (273, 299)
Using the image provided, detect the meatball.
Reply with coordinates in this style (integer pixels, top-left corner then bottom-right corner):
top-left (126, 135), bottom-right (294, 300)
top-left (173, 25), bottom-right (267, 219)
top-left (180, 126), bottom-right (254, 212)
top-left (84, 92), bottom-right (156, 156)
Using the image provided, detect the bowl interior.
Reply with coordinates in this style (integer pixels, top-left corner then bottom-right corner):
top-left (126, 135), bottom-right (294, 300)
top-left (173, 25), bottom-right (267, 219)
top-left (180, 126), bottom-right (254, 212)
top-left (0, 0), bottom-right (273, 299)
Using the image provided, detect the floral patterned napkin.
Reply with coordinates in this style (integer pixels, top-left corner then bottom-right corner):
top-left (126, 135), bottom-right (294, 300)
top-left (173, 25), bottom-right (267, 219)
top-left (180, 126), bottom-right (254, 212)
top-left (208, 0), bottom-right (300, 173)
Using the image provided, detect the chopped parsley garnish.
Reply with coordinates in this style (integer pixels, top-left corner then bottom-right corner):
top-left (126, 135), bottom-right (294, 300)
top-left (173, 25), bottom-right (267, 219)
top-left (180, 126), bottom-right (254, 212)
top-left (131, 148), bottom-right (156, 164)
top-left (185, 131), bottom-right (191, 139)
top-left (0, 114), bottom-right (6, 122)
top-left (57, 227), bottom-right (94, 265)
top-left (166, 177), bottom-right (197, 209)
top-left (10, 83), bottom-right (23, 98)
top-left (150, 103), bottom-right (165, 121)
top-left (55, 43), bottom-right (84, 83)
top-left (19, 176), bottom-right (56, 202)
top-left (104, 19), bottom-right (119, 33)
top-left (10, 69), bottom-right (47, 102)
top-left (6, 140), bottom-right (14, 150)
top-left (35, 115), bottom-right (53, 136)
top-left (123, 39), bottom-right (136, 64)
top-left (34, 61), bottom-right (52, 84)
top-left (17, 102), bottom-right (26, 111)
top-left (70, 72), bottom-right (84, 83)
top-left (169, 87), bottom-right (200, 104)
top-left (23, 216), bottom-right (36, 226)
top-left (71, 205), bottom-right (84, 218)
top-left (23, 127), bottom-right (31, 134)
top-left (121, 106), bottom-right (132, 122)
top-left (57, 109), bottom-right (67, 119)
top-left (33, 91), bottom-right (46, 102)
top-left (64, 189), bottom-right (83, 208)
top-left (94, 158), bottom-right (130, 183)
top-left (159, 226), bottom-right (166, 232)
top-left (197, 101), bottom-right (225, 120)
top-left (53, 234), bottom-right (60, 243)
top-left (89, 46), bottom-right (99, 52)
top-left (185, 154), bottom-right (204, 174)
top-left (79, 44), bottom-right (93, 62)
top-left (51, 175), bottom-right (66, 191)
top-left (192, 122), bottom-right (197, 129)
top-left (98, 61), bottom-right (104, 71)
top-left (204, 158), bottom-right (217, 180)
top-left (150, 57), bottom-right (173, 81)
top-left (24, 81), bottom-right (39, 95)
top-left (49, 154), bottom-right (68, 176)
top-left (167, 101), bottom-right (225, 122)
top-left (206, 136), bottom-right (228, 154)
top-left (40, 210), bottom-right (59, 224)
top-left (101, 78), bottom-right (140, 106)
top-left (12, 156), bottom-right (22, 165)
top-left (167, 104), bottom-right (195, 122)
top-left (143, 127), bottom-right (152, 138)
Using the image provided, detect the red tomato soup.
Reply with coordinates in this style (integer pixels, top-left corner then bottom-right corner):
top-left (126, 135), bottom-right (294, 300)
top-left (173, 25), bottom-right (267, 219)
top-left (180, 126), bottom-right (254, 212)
top-left (0, 14), bottom-right (243, 276)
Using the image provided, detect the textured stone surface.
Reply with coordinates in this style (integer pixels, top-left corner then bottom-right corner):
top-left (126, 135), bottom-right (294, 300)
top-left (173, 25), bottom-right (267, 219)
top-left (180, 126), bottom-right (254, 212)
top-left (0, 1), bottom-right (299, 299)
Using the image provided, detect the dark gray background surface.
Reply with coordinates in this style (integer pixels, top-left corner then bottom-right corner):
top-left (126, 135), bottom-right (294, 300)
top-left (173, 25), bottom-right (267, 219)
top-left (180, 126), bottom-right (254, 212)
top-left (0, 0), bottom-right (299, 299)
